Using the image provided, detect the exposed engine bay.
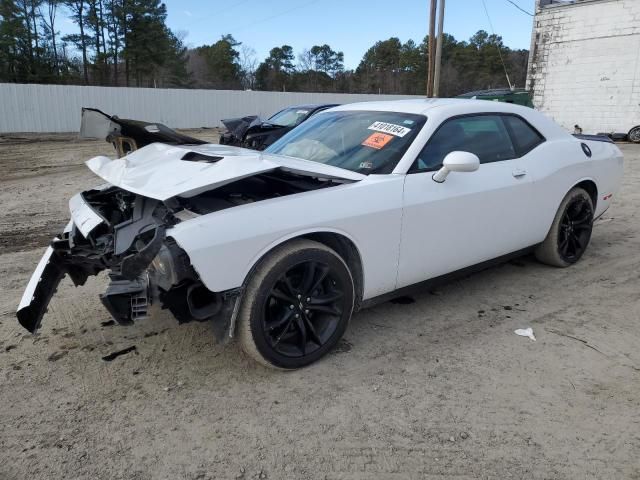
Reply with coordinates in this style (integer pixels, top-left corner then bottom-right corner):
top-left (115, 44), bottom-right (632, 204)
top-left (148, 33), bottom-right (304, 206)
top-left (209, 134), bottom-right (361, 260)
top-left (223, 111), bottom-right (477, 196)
top-left (177, 170), bottom-right (337, 214)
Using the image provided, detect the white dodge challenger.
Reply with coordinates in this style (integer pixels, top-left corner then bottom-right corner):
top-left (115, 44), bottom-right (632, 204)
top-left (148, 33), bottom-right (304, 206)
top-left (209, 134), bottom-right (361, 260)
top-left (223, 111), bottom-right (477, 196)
top-left (17, 99), bottom-right (623, 368)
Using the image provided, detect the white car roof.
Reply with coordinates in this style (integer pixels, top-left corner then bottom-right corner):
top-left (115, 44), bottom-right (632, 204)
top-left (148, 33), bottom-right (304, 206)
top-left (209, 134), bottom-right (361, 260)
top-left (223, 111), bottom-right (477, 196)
top-left (329, 98), bottom-right (569, 139)
top-left (331, 98), bottom-right (477, 115)
top-left (331, 98), bottom-right (538, 115)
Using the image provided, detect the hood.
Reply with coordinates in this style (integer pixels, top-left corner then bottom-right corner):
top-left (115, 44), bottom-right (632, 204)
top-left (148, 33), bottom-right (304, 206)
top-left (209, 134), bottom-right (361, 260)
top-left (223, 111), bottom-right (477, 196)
top-left (85, 143), bottom-right (365, 201)
top-left (81, 107), bottom-right (207, 149)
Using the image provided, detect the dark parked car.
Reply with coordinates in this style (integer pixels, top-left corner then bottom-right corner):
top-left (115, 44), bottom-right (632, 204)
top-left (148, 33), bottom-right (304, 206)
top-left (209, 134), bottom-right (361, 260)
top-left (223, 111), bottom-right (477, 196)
top-left (219, 104), bottom-right (339, 150)
top-left (457, 88), bottom-right (534, 107)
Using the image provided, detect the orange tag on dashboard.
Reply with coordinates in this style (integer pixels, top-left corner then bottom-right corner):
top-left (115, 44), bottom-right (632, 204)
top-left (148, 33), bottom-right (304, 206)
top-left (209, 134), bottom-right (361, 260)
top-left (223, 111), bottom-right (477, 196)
top-left (362, 132), bottom-right (393, 149)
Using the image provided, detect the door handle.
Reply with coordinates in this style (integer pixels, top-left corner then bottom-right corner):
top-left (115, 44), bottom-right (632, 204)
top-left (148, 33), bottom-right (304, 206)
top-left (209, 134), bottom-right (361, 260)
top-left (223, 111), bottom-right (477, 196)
top-left (512, 168), bottom-right (527, 178)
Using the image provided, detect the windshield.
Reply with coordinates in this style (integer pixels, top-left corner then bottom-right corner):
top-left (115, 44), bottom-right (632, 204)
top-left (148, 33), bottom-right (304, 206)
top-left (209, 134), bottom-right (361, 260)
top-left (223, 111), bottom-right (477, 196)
top-left (267, 107), bottom-right (310, 127)
top-left (265, 110), bottom-right (426, 174)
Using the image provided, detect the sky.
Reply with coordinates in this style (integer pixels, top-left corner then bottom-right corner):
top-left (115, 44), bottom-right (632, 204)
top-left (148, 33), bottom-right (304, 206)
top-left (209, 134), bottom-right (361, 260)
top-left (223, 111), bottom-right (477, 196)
top-left (165, 0), bottom-right (536, 68)
top-left (56, 0), bottom-right (536, 69)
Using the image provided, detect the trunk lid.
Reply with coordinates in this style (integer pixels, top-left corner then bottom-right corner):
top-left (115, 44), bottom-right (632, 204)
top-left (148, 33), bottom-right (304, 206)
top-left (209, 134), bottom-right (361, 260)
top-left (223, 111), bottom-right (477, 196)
top-left (86, 142), bottom-right (365, 201)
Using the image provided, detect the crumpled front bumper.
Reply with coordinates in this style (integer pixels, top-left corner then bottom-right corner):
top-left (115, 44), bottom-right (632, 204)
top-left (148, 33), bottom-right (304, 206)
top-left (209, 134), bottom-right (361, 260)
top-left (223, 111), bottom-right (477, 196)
top-left (17, 241), bottom-right (67, 333)
top-left (16, 189), bottom-right (160, 333)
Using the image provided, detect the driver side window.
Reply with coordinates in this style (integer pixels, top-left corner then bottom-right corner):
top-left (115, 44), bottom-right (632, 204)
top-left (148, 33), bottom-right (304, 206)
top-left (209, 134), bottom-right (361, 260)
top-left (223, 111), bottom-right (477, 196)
top-left (410, 115), bottom-right (517, 172)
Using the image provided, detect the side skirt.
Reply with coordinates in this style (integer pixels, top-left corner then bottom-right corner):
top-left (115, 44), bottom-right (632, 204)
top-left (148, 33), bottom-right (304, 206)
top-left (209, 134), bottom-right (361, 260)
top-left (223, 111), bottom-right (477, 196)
top-left (359, 246), bottom-right (536, 310)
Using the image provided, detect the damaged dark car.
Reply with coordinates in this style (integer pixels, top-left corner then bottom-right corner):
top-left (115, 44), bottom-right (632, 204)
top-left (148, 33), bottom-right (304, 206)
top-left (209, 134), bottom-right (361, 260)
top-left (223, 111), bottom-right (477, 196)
top-left (218, 104), bottom-right (339, 150)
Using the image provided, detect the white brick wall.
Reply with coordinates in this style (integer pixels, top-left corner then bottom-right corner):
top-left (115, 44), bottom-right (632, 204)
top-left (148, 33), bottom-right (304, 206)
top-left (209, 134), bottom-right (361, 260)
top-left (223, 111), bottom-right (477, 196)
top-left (526, 0), bottom-right (640, 134)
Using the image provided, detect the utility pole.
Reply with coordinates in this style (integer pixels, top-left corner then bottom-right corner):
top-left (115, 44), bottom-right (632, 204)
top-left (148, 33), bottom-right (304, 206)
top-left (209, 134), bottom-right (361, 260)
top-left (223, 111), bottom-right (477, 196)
top-left (433, 0), bottom-right (446, 97)
top-left (427, 0), bottom-right (437, 97)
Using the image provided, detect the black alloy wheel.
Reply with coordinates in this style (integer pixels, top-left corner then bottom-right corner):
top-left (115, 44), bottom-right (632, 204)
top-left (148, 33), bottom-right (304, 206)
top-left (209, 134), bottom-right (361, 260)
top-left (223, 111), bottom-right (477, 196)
top-left (558, 196), bottom-right (593, 263)
top-left (238, 239), bottom-right (354, 369)
top-left (263, 261), bottom-right (345, 358)
top-left (535, 187), bottom-right (594, 267)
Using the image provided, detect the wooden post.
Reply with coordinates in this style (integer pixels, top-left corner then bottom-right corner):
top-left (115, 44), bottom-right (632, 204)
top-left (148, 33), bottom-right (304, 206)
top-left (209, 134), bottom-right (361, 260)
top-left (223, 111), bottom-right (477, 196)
top-left (427, 0), bottom-right (437, 97)
top-left (433, 0), bottom-right (446, 97)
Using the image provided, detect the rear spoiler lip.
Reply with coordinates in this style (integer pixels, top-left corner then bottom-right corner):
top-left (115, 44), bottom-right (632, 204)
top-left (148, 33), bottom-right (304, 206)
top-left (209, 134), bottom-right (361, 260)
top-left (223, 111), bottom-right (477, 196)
top-left (573, 134), bottom-right (614, 143)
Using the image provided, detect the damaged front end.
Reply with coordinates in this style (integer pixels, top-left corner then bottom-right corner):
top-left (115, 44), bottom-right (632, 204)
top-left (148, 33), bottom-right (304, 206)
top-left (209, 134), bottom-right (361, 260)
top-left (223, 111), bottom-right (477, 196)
top-left (17, 141), bottom-right (364, 339)
top-left (219, 115), bottom-right (260, 147)
top-left (219, 116), bottom-right (294, 151)
top-left (16, 185), bottom-right (237, 339)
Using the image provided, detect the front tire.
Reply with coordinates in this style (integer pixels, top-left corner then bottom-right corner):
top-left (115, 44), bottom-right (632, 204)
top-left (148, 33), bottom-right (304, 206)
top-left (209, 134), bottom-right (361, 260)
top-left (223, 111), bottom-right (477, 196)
top-left (238, 239), bottom-right (354, 369)
top-left (535, 187), bottom-right (594, 267)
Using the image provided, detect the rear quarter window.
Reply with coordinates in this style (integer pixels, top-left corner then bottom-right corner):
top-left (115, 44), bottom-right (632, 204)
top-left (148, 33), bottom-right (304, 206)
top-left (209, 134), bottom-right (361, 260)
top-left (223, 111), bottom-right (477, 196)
top-left (503, 115), bottom-right (545, 156)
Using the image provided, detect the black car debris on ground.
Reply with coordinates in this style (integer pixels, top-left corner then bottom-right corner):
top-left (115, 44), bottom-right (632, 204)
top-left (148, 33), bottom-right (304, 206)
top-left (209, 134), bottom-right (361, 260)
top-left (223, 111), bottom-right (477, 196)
top-left (219, 104), bottom-right (339, 150)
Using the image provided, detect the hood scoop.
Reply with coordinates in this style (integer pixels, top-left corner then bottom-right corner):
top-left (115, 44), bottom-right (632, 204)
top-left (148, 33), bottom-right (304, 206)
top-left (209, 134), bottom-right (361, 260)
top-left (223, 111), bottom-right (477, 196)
top-left (181, 151), bottom-right (223, 163)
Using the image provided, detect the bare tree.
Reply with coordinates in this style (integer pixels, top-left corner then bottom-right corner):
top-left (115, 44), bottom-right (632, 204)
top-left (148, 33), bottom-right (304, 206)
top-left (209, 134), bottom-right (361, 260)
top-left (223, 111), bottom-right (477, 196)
top-left (297, 49), bottom-right (314, 72)
top-left (239, 45), bottom-right (257, 90)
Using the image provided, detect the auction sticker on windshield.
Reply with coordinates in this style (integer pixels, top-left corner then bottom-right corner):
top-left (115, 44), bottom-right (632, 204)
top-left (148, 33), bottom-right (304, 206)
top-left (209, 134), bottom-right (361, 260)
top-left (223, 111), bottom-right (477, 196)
top-left (368, 121), bottom-right (411, 137)
top-left (362, 132), bottom-right (394, 149)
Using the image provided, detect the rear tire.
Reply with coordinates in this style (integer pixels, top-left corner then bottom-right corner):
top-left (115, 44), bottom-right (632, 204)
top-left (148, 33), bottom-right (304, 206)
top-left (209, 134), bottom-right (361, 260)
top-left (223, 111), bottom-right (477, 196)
top-left (238, 239), bottom-right (354, 369)
top-left (628, 125), bottom-right (640, 144)
top-left (535, 187), bottom-right (594, 267)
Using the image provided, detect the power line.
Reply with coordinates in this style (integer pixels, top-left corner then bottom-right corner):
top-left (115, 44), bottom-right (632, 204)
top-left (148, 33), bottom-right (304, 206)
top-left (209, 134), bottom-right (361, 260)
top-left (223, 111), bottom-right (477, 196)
top-left (187, 0), bottom-right (321, 45)
top-left (481, 0), bottom-right (513, 89)
top-left (186, 0), bottom-right (252, 27)
top-left (226, 0), bottom-right (322, 34)
top-left (504, 0), bottom-right (534, 16)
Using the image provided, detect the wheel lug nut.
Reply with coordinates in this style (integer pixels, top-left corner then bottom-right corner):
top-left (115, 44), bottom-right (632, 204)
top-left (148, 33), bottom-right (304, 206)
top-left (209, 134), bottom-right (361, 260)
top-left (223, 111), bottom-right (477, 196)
top-left (306, 297), bottom-right (310, 302)
top-left (289, 305), bottom-right (294, 309)
top-left (295, 314), bottom-right (299, 318)
top-left (305, 309), bottom-right (309, 314)
top-left (297, 294), bottom-right (301, 299)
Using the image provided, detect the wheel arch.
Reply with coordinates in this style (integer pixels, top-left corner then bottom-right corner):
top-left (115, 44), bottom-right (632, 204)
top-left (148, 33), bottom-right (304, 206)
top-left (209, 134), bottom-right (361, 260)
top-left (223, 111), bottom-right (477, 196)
top-left (572, 178), bottom-right (598, 210)
top-left (540, 178), bottom-right (599, 241)
top-left (241, 229), bottom-right (365, 308)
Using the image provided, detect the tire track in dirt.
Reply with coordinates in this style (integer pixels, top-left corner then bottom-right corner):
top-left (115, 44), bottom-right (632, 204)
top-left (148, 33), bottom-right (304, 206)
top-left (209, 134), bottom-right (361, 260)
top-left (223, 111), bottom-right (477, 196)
top-left (0, 219), bottom-right (65, 253)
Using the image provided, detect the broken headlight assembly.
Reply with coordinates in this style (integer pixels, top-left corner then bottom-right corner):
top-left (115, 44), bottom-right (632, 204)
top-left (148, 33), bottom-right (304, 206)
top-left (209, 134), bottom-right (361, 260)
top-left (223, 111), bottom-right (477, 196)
top-left (148, 241), bottom-right (192, 292)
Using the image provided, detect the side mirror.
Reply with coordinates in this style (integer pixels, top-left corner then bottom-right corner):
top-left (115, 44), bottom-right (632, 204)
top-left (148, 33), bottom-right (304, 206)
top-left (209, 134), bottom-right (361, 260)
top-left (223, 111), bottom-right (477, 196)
top-left (432, 151), bottom-right (480, 183)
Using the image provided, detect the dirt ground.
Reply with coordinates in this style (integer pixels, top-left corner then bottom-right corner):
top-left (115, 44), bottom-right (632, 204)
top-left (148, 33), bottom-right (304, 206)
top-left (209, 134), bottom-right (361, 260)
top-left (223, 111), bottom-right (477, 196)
top-left (0, 132), bottom-right (639, 480)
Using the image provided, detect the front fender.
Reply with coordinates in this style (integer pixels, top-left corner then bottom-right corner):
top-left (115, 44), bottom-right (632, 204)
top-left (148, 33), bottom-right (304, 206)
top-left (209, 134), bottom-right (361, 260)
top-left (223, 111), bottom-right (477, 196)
top-left (244, 226), bottom-right (362, 283)
top-left (167, 176), bottom-right (404, 300)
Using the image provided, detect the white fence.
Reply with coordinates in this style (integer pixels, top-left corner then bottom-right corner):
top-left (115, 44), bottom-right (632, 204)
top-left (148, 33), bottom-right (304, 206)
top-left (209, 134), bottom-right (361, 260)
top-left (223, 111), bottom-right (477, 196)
top-left (0, 83), bottom-right (423, 133)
